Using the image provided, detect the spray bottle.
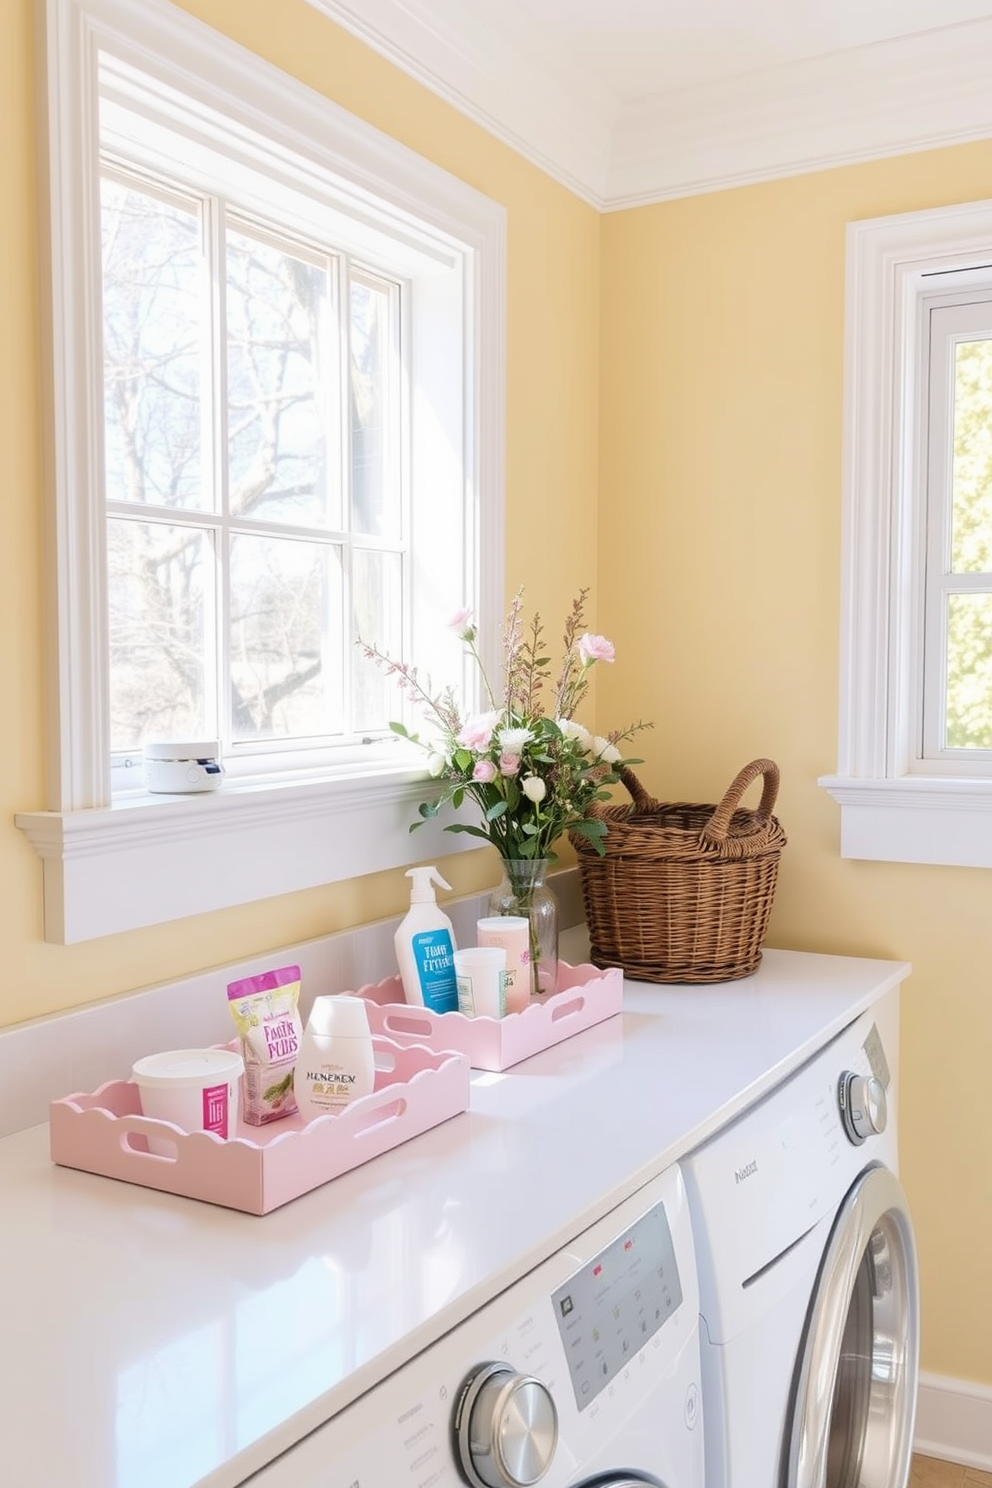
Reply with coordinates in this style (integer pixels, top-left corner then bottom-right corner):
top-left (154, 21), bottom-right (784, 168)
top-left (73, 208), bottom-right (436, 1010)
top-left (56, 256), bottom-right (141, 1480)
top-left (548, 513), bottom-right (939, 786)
top-left (394, 867), bottom-right (459, 1013)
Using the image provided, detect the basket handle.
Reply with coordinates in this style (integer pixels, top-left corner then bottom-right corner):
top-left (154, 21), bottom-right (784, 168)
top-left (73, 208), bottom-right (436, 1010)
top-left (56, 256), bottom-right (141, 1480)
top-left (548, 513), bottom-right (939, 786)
top-left (586, 765), bottom-right (658, 819)
top-left (701, 758), bottom-right (780, 844)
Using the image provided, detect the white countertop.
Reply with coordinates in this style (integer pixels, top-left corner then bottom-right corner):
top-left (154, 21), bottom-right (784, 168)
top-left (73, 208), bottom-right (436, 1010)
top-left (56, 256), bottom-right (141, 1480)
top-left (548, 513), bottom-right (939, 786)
top-left (0, 936), bottom-right (909, 1488)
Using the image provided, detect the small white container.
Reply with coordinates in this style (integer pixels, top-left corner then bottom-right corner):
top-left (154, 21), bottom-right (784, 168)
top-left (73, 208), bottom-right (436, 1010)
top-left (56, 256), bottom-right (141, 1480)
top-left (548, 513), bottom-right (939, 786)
top-left (476, 915), bottom-right (531, 1014)
top-left (132, 1047), bottom-right (244, 1155)
top-left (454, 946), bottom-right (507, 1020)
top-left (144, 739), bottom-right (224, 794)
top-left (295, 996), bottom-right (376, 1121)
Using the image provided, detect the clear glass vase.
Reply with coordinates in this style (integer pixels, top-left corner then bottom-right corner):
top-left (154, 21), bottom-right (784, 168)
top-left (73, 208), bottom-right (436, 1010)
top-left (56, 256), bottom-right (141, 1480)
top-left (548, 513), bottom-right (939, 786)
top-left (487, 859), bottom-right (559, 999)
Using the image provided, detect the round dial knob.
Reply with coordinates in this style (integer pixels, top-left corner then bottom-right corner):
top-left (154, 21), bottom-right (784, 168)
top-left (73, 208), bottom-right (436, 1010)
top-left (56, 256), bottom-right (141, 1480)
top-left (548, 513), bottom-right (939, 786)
top-left (838, 1070), bottom-right (887, 1145)
top-left (454, 1361), bottom-right (558, 1488)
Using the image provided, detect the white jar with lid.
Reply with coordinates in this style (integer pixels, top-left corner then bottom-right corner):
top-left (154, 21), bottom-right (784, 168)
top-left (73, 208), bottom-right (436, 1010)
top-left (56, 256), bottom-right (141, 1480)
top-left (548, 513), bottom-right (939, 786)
top-left (144, 739), bottom-right (224, 793)
top-left (132, 1046), bottom-right (244, 1154)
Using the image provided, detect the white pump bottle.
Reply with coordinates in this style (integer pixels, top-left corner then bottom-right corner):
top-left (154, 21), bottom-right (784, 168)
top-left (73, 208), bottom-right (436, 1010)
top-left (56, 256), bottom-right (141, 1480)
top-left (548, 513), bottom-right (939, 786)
top-left (394, 867), bottom-right (459, 1013)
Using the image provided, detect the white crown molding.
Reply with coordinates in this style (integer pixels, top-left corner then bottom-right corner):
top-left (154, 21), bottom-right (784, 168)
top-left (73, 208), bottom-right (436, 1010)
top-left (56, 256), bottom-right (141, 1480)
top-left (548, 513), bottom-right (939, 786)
top-left (608, 19), bottom-right (992, 207)
top-left (305, 0), bottom-right (616, 207)
top-left (306, 1), bottom-right (992, 207)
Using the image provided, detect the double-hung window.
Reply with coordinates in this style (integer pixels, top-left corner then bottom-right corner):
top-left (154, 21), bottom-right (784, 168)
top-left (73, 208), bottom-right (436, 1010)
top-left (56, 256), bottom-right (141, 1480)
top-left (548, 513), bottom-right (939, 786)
top-left (100, 165), bottom-right (406, 776)
top-left (19, 0), bottom-right (506, 942)
top-left (820, 198), bottom-right (992, 867)
top-left (920, 289), bottom-right (992, 767)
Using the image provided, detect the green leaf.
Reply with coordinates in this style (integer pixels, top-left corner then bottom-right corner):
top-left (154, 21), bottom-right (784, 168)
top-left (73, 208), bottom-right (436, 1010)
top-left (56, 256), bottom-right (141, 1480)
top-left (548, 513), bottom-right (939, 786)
top-left (570, 817), bottom-right (608, 844)
top-left (486, 800), bottom-right (508, 821)
top-left (444, 822), bottom-right (496, 841)
top-left (389, 720), bottom-right (411, 739)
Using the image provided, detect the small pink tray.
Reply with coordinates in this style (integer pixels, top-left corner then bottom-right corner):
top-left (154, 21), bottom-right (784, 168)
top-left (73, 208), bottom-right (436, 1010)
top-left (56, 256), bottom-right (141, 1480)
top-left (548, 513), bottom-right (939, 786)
top-left (358, 961), bottom-right (623, 1072)
top-left (49, 1037), bottom-right (469, 1215)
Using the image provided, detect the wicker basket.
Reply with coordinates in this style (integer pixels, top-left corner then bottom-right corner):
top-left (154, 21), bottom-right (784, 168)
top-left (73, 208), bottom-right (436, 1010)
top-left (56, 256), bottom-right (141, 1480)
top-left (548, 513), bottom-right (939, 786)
top-left (570, 758), bottom-right (786, 984)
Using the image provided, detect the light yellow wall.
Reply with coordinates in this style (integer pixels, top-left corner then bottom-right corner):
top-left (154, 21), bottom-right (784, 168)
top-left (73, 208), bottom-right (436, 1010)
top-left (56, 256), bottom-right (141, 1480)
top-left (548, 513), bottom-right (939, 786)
top-left (0, 0), bottom-right (600, 1023)
top-left (599, 144), bottom-right (992, 1385)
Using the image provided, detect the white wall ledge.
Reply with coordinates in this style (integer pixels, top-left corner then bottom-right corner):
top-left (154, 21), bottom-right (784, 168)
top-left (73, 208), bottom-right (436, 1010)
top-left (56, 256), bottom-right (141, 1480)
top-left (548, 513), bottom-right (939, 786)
top-left (819, 775), bottom-right (992, 868)
top-left (16, 770), bottom-right (477, 943)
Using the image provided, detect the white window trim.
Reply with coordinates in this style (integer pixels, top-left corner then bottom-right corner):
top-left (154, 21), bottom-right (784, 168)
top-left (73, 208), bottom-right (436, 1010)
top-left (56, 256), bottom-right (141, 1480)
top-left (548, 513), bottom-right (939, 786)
top-left (819, 196), bottom-right (992, 867)
top-left (19, 0), bottom-right (506, 943)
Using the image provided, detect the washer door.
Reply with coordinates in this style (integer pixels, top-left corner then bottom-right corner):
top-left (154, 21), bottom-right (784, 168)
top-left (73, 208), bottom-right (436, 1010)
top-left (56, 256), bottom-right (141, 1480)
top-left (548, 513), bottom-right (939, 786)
top-left (786, 1163), bottom-right (919, 1488)
top-left (575, 1476), bottom-right (665, 1487)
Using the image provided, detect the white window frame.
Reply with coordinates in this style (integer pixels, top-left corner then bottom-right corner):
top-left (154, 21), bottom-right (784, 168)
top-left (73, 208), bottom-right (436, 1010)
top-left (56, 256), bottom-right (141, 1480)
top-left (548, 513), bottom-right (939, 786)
top-left (819, 197), bottom-right (992, 868)
top-left (18, 0), bottom-right (506, 943)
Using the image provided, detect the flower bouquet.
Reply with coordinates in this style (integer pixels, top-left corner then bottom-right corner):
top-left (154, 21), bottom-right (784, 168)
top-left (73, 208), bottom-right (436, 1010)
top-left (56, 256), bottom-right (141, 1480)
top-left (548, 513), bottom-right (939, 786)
top-left (360, 589), bottom-right (651, 998)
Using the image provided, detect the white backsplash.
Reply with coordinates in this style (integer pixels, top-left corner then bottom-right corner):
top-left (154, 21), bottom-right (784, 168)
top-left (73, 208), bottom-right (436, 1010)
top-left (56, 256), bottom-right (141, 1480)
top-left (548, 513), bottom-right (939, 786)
top-left (0, 868), bottom-right (582, 1138)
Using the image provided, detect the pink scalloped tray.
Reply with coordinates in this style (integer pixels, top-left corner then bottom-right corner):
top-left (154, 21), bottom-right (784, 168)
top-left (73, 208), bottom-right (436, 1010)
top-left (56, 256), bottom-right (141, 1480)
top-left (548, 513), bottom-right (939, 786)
top-left (49, 1036), bottom-right (469, 1215)
top-left (358, 961), bottom-right (623, 1072)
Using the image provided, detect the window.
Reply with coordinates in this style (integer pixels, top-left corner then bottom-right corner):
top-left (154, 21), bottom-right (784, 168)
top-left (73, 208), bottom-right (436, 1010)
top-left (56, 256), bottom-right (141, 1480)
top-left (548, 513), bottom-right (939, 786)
top-left (100, 166), bottom-right (408, 778)
top-left (819, 197), bottom-right (992, 867)
top-left (920, 292), bottom-right (992, 767)
top-left (18, 0), bottom-right (506, 942)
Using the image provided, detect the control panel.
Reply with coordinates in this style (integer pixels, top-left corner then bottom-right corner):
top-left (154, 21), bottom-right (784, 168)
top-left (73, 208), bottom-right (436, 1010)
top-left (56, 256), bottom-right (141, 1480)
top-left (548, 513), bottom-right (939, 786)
top-left (250, 1165), bottom-right (702, 1488)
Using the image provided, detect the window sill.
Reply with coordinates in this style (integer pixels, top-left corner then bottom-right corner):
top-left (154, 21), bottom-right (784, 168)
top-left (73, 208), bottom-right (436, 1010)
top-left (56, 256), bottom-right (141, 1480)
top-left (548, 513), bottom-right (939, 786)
top-left (818, 774), bottom-right (992, 868)
top-left (16, 768), bottom-right (475, 943)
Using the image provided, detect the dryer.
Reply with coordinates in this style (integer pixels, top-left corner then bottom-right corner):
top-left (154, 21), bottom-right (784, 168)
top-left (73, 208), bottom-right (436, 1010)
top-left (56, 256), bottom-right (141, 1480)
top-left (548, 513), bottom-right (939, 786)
top-left (681, 986), bottom-right (919, 1488)
top-left (247, 1163), bottom-right (704, 1488)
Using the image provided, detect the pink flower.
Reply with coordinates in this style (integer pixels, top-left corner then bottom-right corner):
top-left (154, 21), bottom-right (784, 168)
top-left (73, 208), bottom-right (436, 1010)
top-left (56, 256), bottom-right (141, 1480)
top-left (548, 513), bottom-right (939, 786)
top-left (578, 633), bottom-right (615, 666)
top-left (456, 710), bottom-right (501, 751)
top-left (499, 752), bottom-right (521, 776)
top-left (472, 758), bottom-right (497, 783)
top-left (447, 607), bottom-right (476, 641)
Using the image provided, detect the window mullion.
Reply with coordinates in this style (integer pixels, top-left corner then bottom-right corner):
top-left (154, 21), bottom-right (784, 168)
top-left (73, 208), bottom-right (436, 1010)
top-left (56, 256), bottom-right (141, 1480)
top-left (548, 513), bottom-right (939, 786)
top-left (921, 304), bottom-right (955, 760)
top-left (210, 198), bottom-right (230, 751)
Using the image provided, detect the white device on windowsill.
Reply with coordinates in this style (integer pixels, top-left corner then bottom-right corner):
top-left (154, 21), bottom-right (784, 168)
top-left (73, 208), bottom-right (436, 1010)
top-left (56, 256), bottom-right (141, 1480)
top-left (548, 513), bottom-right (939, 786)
top-left (144, 740), bottom-right (225, 794)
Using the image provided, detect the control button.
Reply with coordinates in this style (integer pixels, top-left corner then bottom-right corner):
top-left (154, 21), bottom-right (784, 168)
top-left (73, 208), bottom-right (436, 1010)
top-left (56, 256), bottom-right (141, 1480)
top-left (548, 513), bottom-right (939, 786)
top-left (838, 1070), bottom-right (887, 1145)
top-left (685, 1382), bottom-right (698, 1429)
top-left (455, 1362), bottom-right (558, 1488)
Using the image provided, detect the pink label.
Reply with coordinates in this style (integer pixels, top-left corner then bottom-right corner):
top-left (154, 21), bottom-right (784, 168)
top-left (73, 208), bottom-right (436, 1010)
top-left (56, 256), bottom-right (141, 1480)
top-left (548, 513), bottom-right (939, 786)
top-left (202, 1082), bottom-right (229, 1138)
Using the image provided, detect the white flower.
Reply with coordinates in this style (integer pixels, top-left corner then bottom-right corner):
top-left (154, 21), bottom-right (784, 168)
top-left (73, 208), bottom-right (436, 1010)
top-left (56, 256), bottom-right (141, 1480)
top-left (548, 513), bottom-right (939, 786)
top-left (427, 750), bottom-right (448, 778)
top-left (521, 775), bottom-right (547, 804)
top-left (558, 718), bottom-right (592, 750)
top-left (498, 726), bottom-right (534, 754)
top-left (591, 736), bottom-right (621, 764)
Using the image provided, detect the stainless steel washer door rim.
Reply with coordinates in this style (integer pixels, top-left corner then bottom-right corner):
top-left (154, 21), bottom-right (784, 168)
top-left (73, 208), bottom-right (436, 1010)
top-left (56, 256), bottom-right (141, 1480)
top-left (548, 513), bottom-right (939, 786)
top-left (573, 1475), bottom-right (666, 1486)
top-left (787, 1163), bottom-right (920, 1488)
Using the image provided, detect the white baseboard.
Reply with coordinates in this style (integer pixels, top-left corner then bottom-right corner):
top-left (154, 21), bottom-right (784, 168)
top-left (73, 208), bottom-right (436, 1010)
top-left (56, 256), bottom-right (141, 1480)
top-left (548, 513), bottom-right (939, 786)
top-left (915, 1371), bottom-right (992, 1470)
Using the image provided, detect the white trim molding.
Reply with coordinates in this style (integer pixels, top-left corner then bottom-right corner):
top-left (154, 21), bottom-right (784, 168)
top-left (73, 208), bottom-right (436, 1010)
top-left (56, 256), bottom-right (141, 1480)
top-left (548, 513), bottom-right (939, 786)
top-left (306, 0), bottom-right (992, 208)
top-left (819, 196), bottom-right (992, 869)
top-left (915, 1371), bottom-right (992, 1471)
top-left (820, 776), bottom-right (992, 868)
top-left (15, 771), bottom-right (480, 944)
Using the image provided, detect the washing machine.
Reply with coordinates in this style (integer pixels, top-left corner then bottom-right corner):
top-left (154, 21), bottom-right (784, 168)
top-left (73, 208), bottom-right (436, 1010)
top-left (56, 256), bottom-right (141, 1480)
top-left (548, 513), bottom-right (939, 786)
top-left (247, 1163), bottom-right (704, 1488)
top-left (681, 987), bottom-right (919, 1488)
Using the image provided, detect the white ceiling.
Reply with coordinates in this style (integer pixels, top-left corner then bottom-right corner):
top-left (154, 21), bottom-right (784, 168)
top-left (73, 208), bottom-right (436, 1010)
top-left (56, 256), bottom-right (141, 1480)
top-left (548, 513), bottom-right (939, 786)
top-left (307, 0), bottom-right (992, 208)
